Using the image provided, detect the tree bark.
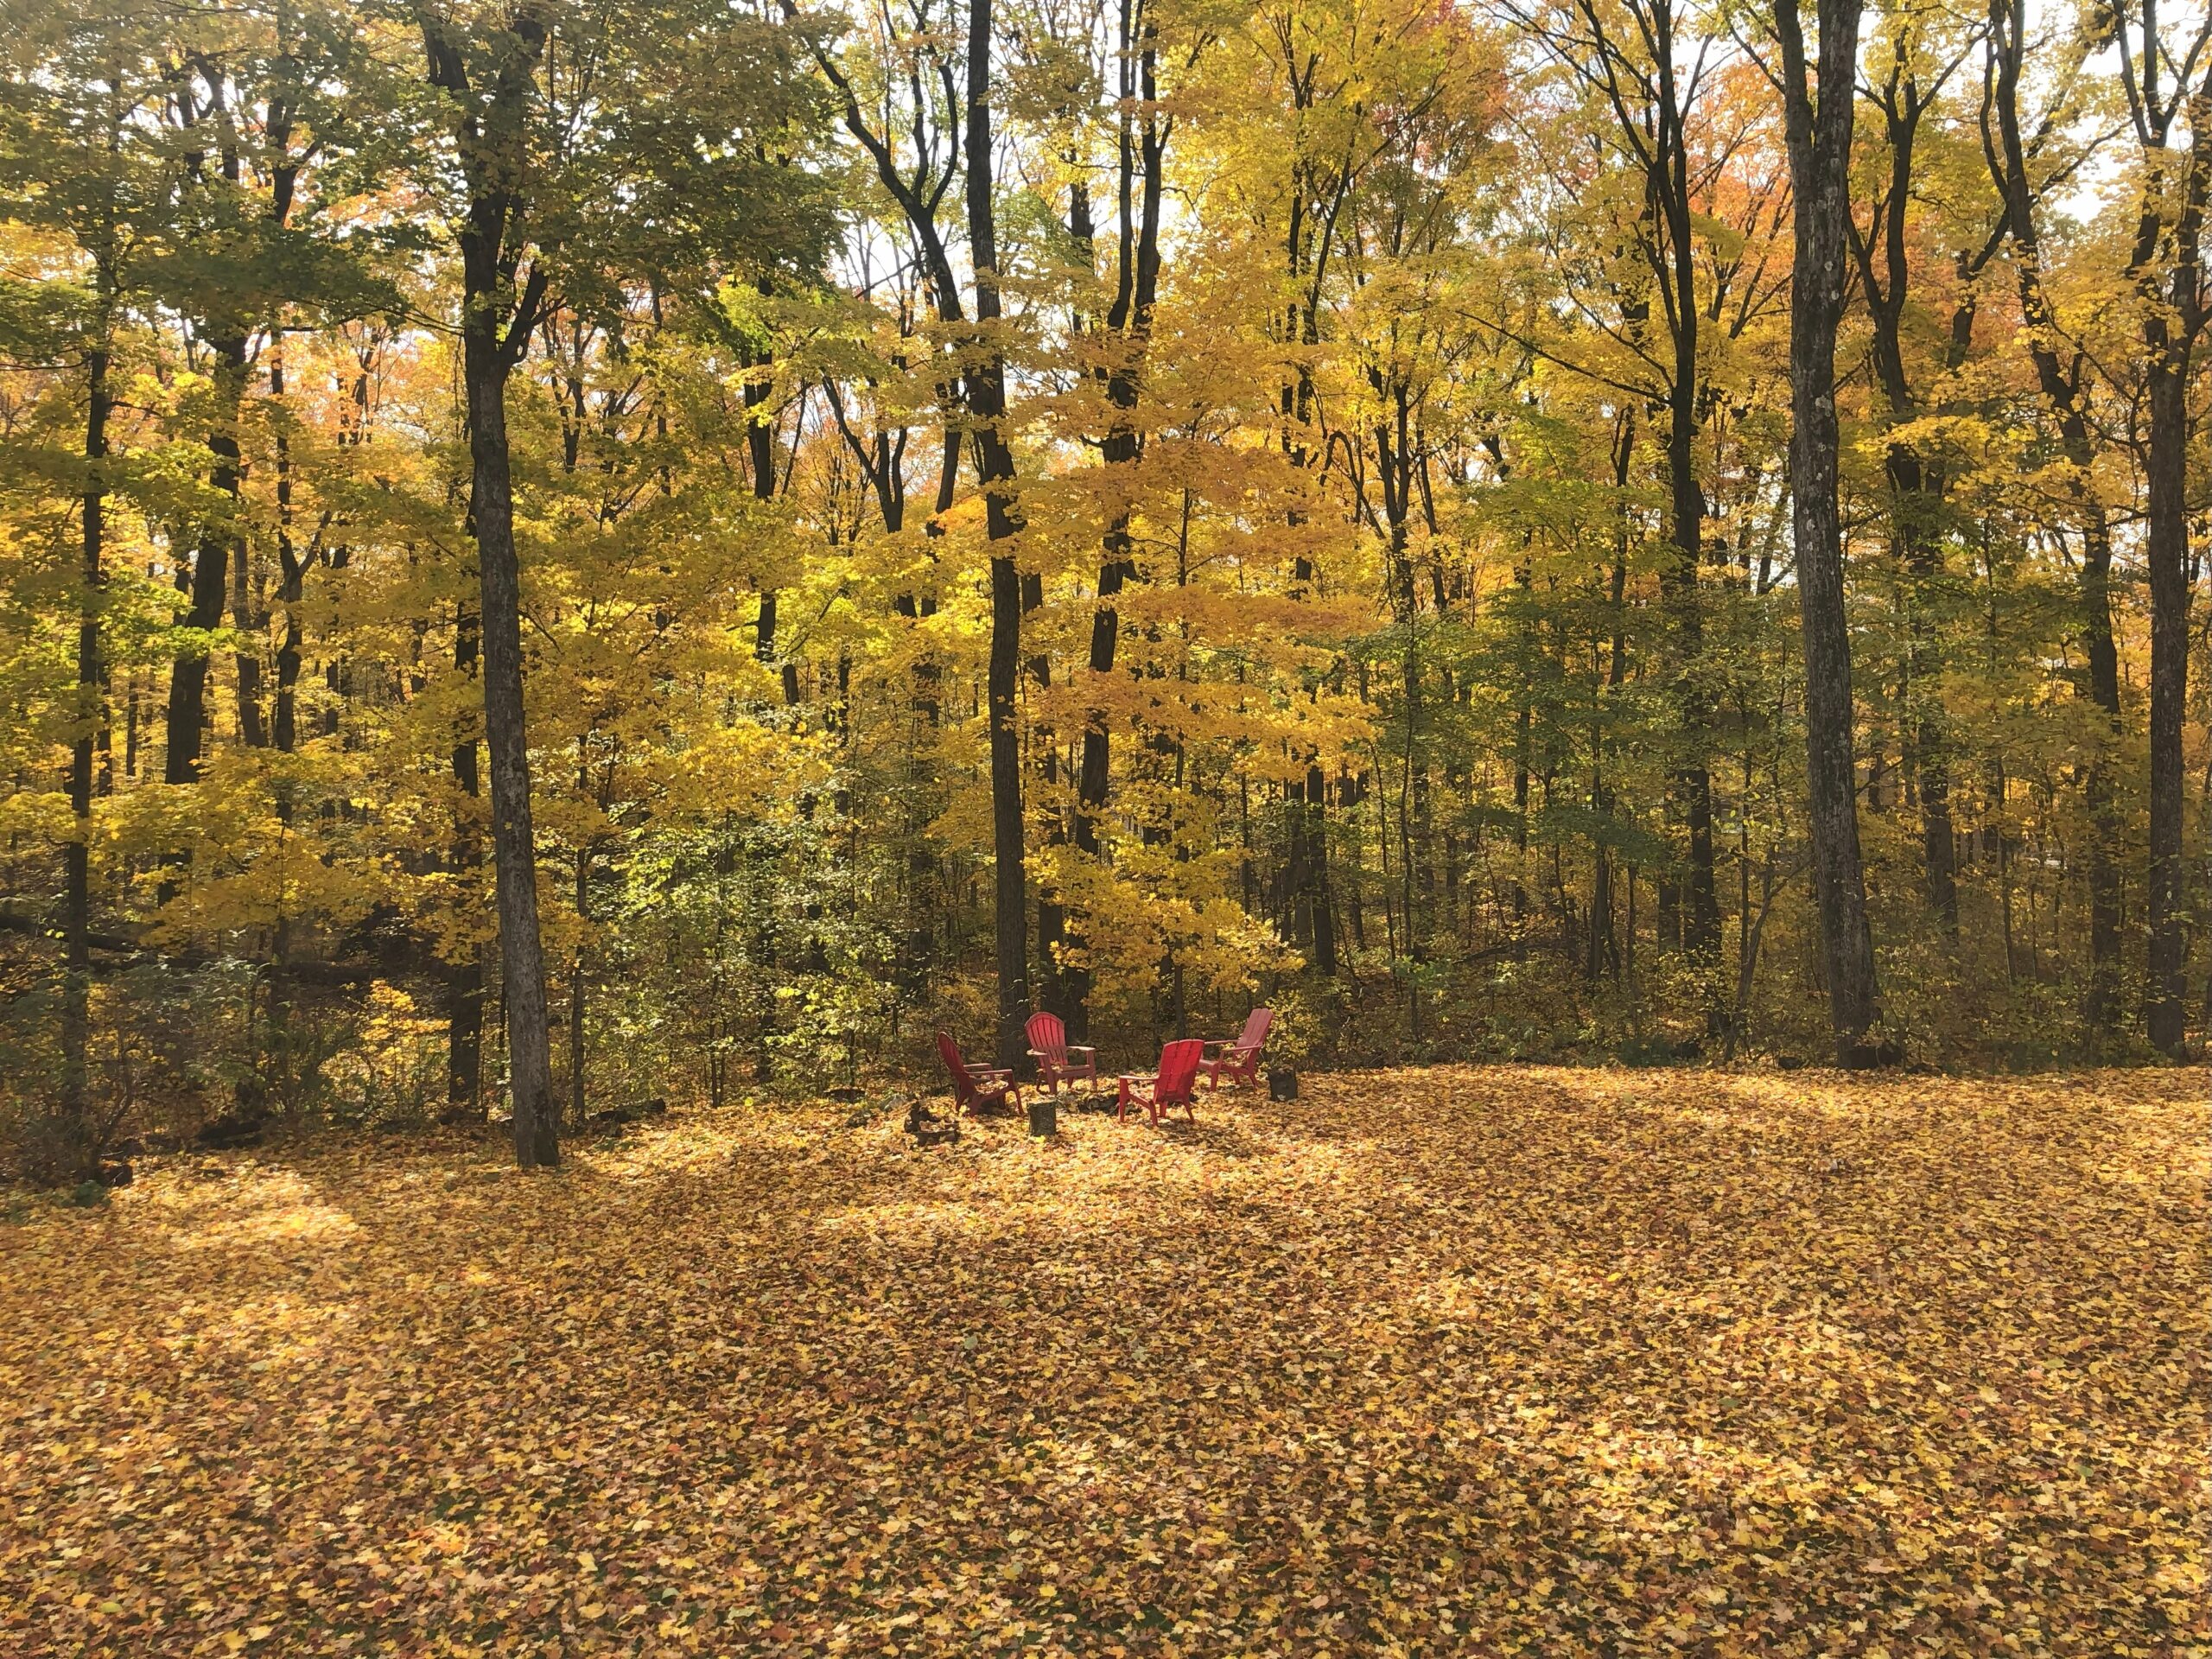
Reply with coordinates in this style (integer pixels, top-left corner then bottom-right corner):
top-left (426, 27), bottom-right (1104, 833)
top-left (2144, 349), bottom-right (2192, 1052)
top-left (463, 327), bottom-right (557, 1164)
top-left (57, 332), bottom-right (111, 1179)
top-left (744, 329), bottom-right (804, 705)
top-left (425, 8), bottom-right (558, 1166)
top-left (1649, 0), bottom-right (1721, 963)
top-left (2133, 28), bottom-right (2209, 1056)
top-left (1988, 0), bottom-right (2123, 1028)
top-left (165, 338), bottom-right (247, 786)
top-left (1777, 0), bottom-right (1879, 1063)
top-left (1853, 55), bottom-right (1964, 931)
top-left (570, 840), bottom-right (588, 1129)
top-left (1664, 406), bottom-right (1720, 960)
top-left (967, 0), bottom-right (1028, 1071)
top-left (270, 348), bottom-right (308, 756)
top-left (1068, 9), bottom-right (1168, 1033)
top-left (448, 590), bottom-right (485, 1117)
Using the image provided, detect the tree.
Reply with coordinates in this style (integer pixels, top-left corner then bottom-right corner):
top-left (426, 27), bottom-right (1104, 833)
top-left (1847, 2), bottom-right (1989, 935)
top-left (1503, 0), bottom-right (1740, 974)
top-left (410, 0), bottom-right (829, 1162)
top-left (7, 0), bottom-right (2210, 1183)
top-left (415, 3), bottom-right (564, 1166)
top-left (1769, 0), bottom-right (1878, 1061)
top-left (2111, 0), bottom-right (2210, 1055)
top-left (964, 0), bottom-right (1033, 1070)
top-left (1986, 0), bottom-right (2127, 1032)
top-left (0, 0), bottom-right (182, 1177)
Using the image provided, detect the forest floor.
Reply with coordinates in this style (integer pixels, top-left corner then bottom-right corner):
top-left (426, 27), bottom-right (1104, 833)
top-left (2, 1066), bottom-right (2205, 1658)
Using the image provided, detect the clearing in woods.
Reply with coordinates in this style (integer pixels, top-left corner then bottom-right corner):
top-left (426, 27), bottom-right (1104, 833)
top-left (2, 1066), bottom-right (2204, 1656)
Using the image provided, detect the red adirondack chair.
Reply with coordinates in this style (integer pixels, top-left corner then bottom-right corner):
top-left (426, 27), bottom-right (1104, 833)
top-left (1199, 1007), bottom-right (1274, 1090)
top-left (937, 1031), bottom-right (1021, 1116)
top-left (1117, 1038), bottom-right (1205, 1126)
top-left (1024, 1011), bottom-right (1096, 1096)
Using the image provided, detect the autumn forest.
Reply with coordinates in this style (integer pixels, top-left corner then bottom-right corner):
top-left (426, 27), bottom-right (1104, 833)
top-left (1, 0), bottom-right (2207, 1172)
top-left (3, 0), bottom-right (2209, 1651)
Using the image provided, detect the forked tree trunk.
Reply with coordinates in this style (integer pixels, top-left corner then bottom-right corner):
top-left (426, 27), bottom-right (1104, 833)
top-left (1855, 60), bottom-right (1961, 931)
top-left (1989, 0), bottom-right (2124, 1030)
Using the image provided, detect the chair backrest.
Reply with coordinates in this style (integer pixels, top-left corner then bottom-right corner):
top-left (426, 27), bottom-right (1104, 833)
top-left (1155, 1038), bottom-right (1205, 1104)
top-left (1025, 1010), bottom-right (1067, 1068)
top-left (935, 1030), bottom-right (977, 1103)
top-left (1238, 1007), bottom-right (1274, 1052)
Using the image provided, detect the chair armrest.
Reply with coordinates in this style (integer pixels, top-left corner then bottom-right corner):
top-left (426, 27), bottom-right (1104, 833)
top-left (1118, 1071), bottom-right (1157, 1085)
top-left (978, 1066), bottom-right (1015, 1082)
top-left (1200, 1039), bottom-right (1230, 1057)
top-left (1067, 1046), bottom-right (1096, 1059)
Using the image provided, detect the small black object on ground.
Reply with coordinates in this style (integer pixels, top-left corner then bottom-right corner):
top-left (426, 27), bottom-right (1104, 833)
top-left (1027, 1096), bottom-right (1057, 1137)
top-left (1268, 1067), bottom-right (1299, 1101)
top-left (583, 1096), bottom-right (670, 1135)
top-left (905, 1099), bottom-right (959, 1146)
top-left (195, 1110), bottom-right (265, 1150)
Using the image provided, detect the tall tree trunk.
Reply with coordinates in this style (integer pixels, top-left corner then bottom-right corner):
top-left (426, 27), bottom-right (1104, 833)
top-left (1664, 416), bottom-right (1720, 959)
top-left (1587, 414), bottom-right (1634, 983)
top-left (1891, 443), bottom-right (1958, 931)
top-left (1306, 764), bottom-right (1338, 977)
top-left (270, 348), bottom-right (308, 756)
top-left (1512, 558), bottom-right (1533, 944)
top-left (232, 533), bottom-right (266, 748)
top-left (57, 333), bottom-right (111, 1180)
top-left (1853, 60), bottom-right (1961, 931)
top-left (448, 603), bottom-right (485, 1120)
top-left (165, 338), bottom-right (248, 787)
top-left (463, 327), bottom-right (556, 1165)
top-left (424, 9), bottom-right (558, 1165)
top-left (2135, 40), bottom-right (2209, 1055)
top-left (2143, 350), bottom-right (2192, 1052)
top-left (1989, 0), bottom-right (2122, 1028)
top-left (1778, 0), bottom-right (1878, 1062)
top-left (1651, 1), bottom-right (1720, 963)
top-left (2079, 551), bottom-right (2125, 1033)
top-left (570, 841), bottom-right (588, 1129)
top-left (1067, 8), bottom-right (1167, 1033)
top-left (967, 0), bottom-right (1028, 1070)
top-left (745, 333), bottom-right (803, 705)
top-left (1027, 572), bottom-right (1069, 1019)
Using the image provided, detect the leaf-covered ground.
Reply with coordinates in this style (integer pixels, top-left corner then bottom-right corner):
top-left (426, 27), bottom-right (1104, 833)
top-left (3, 1067), bottom-right (2205, 1657)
